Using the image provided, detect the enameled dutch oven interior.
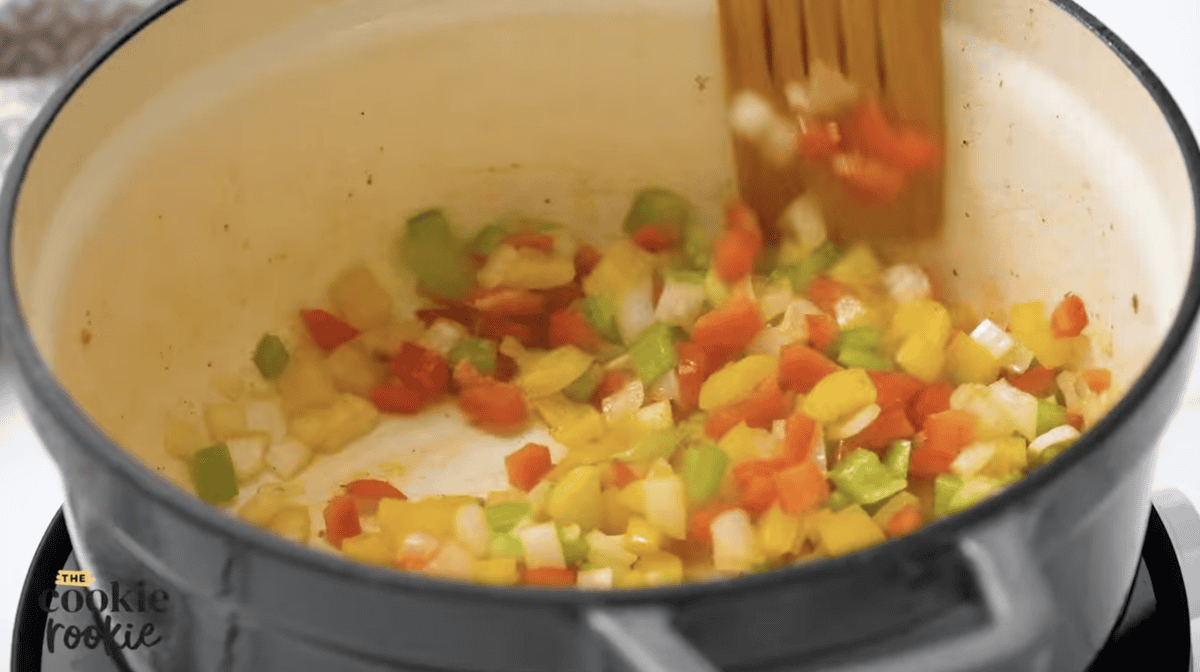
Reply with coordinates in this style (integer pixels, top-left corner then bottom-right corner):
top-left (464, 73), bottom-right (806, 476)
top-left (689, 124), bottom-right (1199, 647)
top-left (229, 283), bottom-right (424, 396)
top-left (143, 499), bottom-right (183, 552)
top-left (5, 0), bottom-right (1199, 587)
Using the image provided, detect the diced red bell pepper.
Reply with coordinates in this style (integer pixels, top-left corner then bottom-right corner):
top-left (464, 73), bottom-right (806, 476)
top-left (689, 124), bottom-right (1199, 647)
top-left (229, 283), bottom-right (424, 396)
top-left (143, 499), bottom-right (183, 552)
top-left (780, 343), bottom-right (843, 394)
top-left (688, 502), bottom-right (736, 541)
top-left (869, 371), bottom-right (925, 412)
top-left (732, 457), bottom-right (795, 489)
top-left (832, 152), bottom-right (906, 205)
top-left (1009, 366), bottom-right (1057, 398)
top-left (370, 384), bottom-right (428, 414)
top-left (632, 223), bottom-right (679, 253)
top-left (459, 380), bottom-right (529, 434)
top-left (1082, 369), bottom-right (1112, 393)
top-left (806, 277), bottom-right (854, 314)
top-left (909, 410), bottom-right (976, 477)
top-left (782, 411), bottom-right (818, 462)
top-left (690, 296), bottom-right (764, 356)
top-left (849, 99), bottom-right (940, 173)
top-left (390, 342), bottom-right (450, 397)
top-left (469, 288), bottom-right (547, 316)
top-left (477, 315), bottom-right (536, 347)
top-left (301, 309), bottom-right (360, 350)
top-left (797, 120), bottom-right (842, 160)
top-left (1051, 294), bottom-right (1089, 338)
top-left (494, 352), bottom-right (519, 382)
top-left (522, 566), bottom-right (578, 587)
top-left (345, 479), bottom-right (407, 500)
top-left (740, 475), bottom-right (778, 515)
top-left (774, 460), bottom-right (831, 515)
top-left (705, 374), bottom-right (788, 440)
top-left (839, 408), bottom-right (916, 454)
top-left (323, 494), bottom-right (361, 550)
top-left (549, 308), bottom-right (598, 350)
top-left (725, 201), bottom-right (763, 254)
top-left (574, 244), bottom-right (602, 281)
top-left (502, 233), bottom-right (555, 254)
top-left (1066, 411), bottom-right (1085, 431)
top-left (907, 381), bottom-right (953, 431)
top-left (882, 504), bottom-right (923, 538)
top-left (591, 370), bottom-right (633, 408)
top-left (536, 284), bottom-right (586, 313)
top-left (713, 229), bottom-right (759, 284)
top-left (611, 460), bottom-right (641, 490)
top-left (806, 313), bottom-right (840, 353)
top-left (505, 442), bottom-right (553, 492)
top-left (675, 341), bottom-right (708, 414)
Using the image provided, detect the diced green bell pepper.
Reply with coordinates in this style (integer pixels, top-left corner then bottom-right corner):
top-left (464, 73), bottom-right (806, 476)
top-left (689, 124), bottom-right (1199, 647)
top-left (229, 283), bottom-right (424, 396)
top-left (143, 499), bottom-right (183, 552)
top-left (786, 240), bottom-right (841, 293)
top-left (837, 349), bottom-right (894, 371)
top-left (622, 187), bottom-right (693, 236)
top-left (837, 327), bottom-right (883, 352)
top-left (401, 209), bottom-right (476, 299)
top-left (191, 443), bottom-right (238, 505)
top-left (489, 533), bottom-right (525, 559)
top-left (582, 294), bottom-right (622, 344)
top-left (683, 221), bottom-right (713, 269)
top-left (558, 524), bottom-right (590, 565)
top-left (470, 223), bottom-right (508, 257)
top-left (253, 333), bottom-right (289, 380)
top-left (663, 268), bottom-right (706, 285)
top-left (629, 322), bottom-right (677, 385)
top-left (933, 474), bottom-right (964, 517)
top-left (1036, 399), bottom-right (1069, 436)
top-left (827, 489), bottom-right (855, 511)
top-left (884, 440), bottom-right (912, 478)
top-left (829, 449), bottom-right (908, 505)
top-left (484, 502), bottom-right (531, 534)
top-left (564, 364), bottom-right (604, 404)
top-left (448, 336), bottom-right (498, 376)
top-left (704, 267), bottom-right (730, 306)
top-left (683, 443), bottom-right (729, 505)
top-left (618, 428), bottom-right (683, 463)
top-left (934, 474), bottom-right (1002, 517)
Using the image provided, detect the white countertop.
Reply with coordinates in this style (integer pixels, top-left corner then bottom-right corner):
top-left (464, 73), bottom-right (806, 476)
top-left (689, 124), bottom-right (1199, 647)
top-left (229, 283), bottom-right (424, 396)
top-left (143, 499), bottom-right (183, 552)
top-left (0, 0), bottom-right (1197, 668)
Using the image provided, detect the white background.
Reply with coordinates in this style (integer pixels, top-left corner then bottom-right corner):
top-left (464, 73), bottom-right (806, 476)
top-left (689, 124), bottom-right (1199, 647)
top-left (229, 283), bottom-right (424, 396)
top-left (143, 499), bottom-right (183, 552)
top-left (0, 0), bottom-right (1197, 668)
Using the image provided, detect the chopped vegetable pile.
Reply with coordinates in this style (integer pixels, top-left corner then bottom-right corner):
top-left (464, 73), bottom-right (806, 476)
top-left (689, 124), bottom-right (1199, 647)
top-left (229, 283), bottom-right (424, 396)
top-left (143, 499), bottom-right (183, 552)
top-left (166, 181), bottom-right (1117, 589)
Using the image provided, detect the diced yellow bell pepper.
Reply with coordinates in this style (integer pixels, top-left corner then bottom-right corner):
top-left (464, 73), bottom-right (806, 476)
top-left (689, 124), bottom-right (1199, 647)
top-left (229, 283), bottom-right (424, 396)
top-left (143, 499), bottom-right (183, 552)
top-left (813, 504), bottom-right (887, 556)
top-left (802, 369), bottom-right (878, 423)
top-left (698, 355), bottom-right (778, 411)
top-left (890, 299), bottom-right (952, 344)
top-left (600, 487), bottom-right (634, 535)
top-left (547, 466), bottom-right (603, 531)
top-left (329, 266), bottom-right (393, 331)
top-left (472, 557), bottom-right (520, 586)
top-left (614, 568), bottom-right (650, 589)
top-left (717, 422), bottom-right (774, 465)
top-left (534, 395), bottom-right (607, 450)
top-left (623, 516), bottom-right (663, 554)
top-left (340, 532), bottom-right (395, 567)
top-left (1009, 302), bottom-right (1074, 369)
top-left (948, 303), bottom-right (980, 334)
top-left (827, 244), bottom-right (884, 292)
top-left (756, 504), bottom-right (801, 560)
top-left (618, 480), bottom-right (646, 513)
top-left (518, 346), bottom-right (595, 399)
top-left (377, 496), bottom-right (480, 544)
top-left (277, 351), bottom-right (339, 418)
top-left (583, 240), bottom-right (658, 298)
top-left (636, 551), bottom-right (684, 586)
top-left (895, 332), bottom-right (946, 384)
top-left (945, 331), bottom-right (1001, 385)
top-left (501, 248), bottom-right (577, 290)
top-left (981, 436), bottom-right (1028, 477)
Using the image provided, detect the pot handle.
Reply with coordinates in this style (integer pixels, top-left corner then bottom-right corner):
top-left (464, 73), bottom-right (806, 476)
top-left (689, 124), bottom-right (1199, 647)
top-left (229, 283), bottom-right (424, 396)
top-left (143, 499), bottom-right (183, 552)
top-left (585, 515), bottom-right (1056, 672)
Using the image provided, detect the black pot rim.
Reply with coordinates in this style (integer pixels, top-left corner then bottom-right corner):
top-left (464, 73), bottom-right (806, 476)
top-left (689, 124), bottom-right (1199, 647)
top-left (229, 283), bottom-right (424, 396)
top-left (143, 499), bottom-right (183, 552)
top-left (0, 0), bottom-right (1197, 606)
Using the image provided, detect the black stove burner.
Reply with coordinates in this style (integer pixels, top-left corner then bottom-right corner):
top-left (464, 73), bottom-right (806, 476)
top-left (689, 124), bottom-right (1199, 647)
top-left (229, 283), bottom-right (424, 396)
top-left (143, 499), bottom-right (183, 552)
top-left (10, 506), bottom-right (1194, 671)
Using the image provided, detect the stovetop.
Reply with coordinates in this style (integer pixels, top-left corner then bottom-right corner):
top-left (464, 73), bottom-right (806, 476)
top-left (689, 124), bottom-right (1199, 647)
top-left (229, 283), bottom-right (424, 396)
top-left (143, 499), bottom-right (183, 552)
top-left (9, 493), bottom-right (1199, 672)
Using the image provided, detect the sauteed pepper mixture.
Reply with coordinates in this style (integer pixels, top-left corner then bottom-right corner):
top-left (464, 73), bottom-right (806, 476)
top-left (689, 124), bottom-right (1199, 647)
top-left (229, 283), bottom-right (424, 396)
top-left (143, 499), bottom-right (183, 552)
top-left (168, 184), bottom-right (1116, 588)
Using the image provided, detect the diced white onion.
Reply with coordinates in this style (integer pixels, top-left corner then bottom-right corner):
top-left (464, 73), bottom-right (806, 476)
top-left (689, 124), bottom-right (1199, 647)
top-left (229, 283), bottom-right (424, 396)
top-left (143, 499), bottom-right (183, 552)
top-left (586, 531), bottom-right (638, 568)
top-left (548, 229), bottom-right (579, 260)
top-left (811, 423), bottom-right (828, 475)
top-left (758, 280), bottom-right (795, 322)
top-left (226, 434), bottom-right (267, 482)
top-left (969, 319), bottom-right (1015, 360)
top-left (747, 326), bottom-right (791, 357)
top-left (780, 195), bottom-right (828, 255)
top-left (635, 400), bottom-right (674, 431)
top-left (988, 379), bottom-right (1038, 440)
top-left (643, 475), bottom-right (687, 540)
top-left (423, 541), bottom-right (473, 580)
top-left (401, 531), bottom-right (441, 561)
top-left (950, 384), bottom-right (1014, 439)
top-left (518, 521), bottom-right (566, 569)
top-left (828, 404), bottom-right (881, 440)
top-left (834, 295), bottom-right (867, 328)
top-left (784, 81), bottom-right (811, 112)
top-left (883, 264), bottom-right (932, 304)
top-left (771, 419), bottom-right (788, 443)
top-left (618, 282), bottom-right (658, 345)
top-left (1081, 389), bottom-right (1116, 431)
top-left (265, 437), bottom-right (312, 480)
top-left (419, 319), bottom-right (465, 357)
top-left (1057, 371), bottom-right (1082, 410)
top-left (577, 567), bottom-right (615, 590)
top-left (477, 244), bottom-right (520, 290)
top-left (655, 278), bottom-right (708, 327)
top-left (454, 504), bottom-right (491, 557)
top-left (951, 441), bottom-right (997, 477)
top-left (243, 400), bottom-right (288, 443)
top-left (730, 90), bottom-right (777, 139)
top-left (711, 509), bottom-right (760, 573)
top-left (649, 369), bottom-right (680, 403)
top-left (602, 378), bottom-right (645, 423)
top-left (1029, 425), bottom-right (1081, 454)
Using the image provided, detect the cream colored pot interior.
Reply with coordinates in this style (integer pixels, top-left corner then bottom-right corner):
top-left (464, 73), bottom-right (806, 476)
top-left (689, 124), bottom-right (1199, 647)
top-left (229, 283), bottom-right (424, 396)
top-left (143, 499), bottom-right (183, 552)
top-left (10, 0), bottom-right (1196, 542)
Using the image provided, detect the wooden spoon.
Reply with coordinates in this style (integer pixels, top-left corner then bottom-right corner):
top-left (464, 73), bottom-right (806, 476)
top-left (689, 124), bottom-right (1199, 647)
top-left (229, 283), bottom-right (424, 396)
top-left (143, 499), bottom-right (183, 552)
top-left (717, 0), bottom-right (945, 245)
